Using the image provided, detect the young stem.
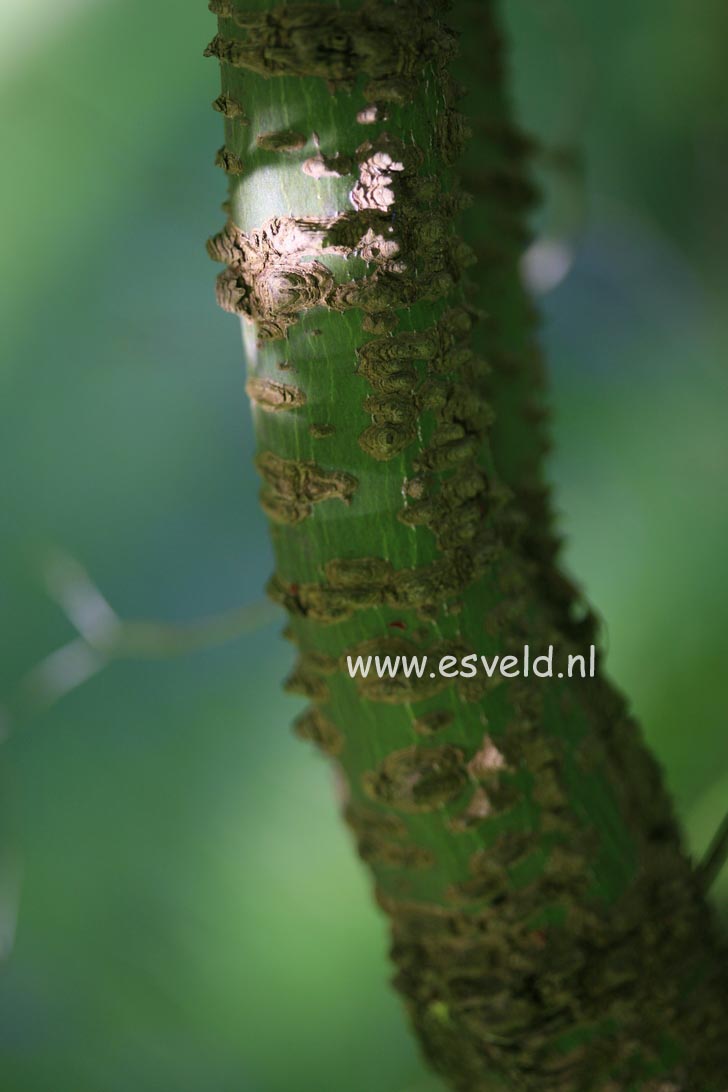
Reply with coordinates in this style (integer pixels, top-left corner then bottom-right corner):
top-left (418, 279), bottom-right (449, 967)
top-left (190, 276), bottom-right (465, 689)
top-left (205, 1), bottom-right (728, 1088)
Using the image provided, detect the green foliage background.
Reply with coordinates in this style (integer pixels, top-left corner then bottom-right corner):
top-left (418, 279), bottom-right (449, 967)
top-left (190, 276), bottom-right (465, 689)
top-left (1, 1), bottom-right (727, 1089)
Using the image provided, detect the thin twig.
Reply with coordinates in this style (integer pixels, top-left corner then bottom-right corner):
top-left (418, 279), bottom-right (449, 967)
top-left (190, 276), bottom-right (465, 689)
top-left (698, 810), bottom-right (728, 893)
top-left (0, 549), bottom-right (279, 734)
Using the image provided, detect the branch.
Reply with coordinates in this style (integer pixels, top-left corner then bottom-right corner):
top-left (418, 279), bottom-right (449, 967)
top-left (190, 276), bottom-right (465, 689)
top-left (205, 1), bottom-right (728, 1088)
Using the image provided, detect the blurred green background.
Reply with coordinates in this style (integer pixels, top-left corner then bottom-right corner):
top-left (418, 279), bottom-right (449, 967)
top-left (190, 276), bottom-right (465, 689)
top-left (1, 1), bottom-right (727, 1089)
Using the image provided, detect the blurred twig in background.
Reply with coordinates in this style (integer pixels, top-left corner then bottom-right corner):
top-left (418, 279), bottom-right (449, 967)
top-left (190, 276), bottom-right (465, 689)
top-left (0, 848), bottom-right (22, 963)
top-left (1, 550), bottom-right (278, 733)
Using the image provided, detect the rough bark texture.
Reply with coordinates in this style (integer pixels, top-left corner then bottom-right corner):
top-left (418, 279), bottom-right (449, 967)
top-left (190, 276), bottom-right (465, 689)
top-left (205, 1), bottom-right (728, 1088)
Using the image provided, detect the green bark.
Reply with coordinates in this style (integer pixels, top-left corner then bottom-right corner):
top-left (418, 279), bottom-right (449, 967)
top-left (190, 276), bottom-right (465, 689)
top-left (204, 1), bottom-right (728, 1088)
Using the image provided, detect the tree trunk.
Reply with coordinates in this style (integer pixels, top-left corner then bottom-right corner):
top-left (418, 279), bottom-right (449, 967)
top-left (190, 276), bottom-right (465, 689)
top-left (204, 1), bottom-right (728, 1088)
